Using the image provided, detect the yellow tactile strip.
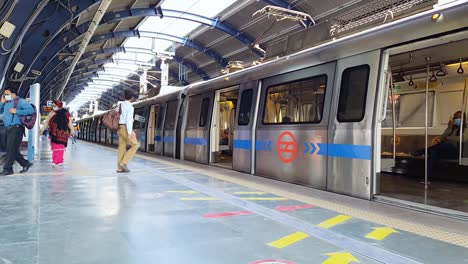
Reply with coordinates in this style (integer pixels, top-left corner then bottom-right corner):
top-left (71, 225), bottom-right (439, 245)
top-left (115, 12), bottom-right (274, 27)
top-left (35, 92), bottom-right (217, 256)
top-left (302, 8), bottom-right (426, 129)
top-left (95, 143), bottom-right (468, 248)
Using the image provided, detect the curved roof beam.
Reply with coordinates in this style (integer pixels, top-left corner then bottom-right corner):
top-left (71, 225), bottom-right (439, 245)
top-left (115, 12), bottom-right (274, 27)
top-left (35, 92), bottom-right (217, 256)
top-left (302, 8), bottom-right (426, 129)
top-left (12, 0), bottom-right (101, 94)
top-left (101, 8), bottom-right (264, 56)
top-left (82, 46), bottom-right (210, 80)
top-left (0, 0), bottom-right (84, 89)
top-left (35, 30), bottom-right (215, 92)
top-left (42, 59), bottom-right (187, 104)
top-left (44, 57), bottom-right (180, 94)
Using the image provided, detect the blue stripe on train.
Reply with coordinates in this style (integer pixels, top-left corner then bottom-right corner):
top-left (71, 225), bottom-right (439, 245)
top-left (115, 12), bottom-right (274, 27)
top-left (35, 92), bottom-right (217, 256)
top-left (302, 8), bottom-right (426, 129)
top-left (233, 139), bottom-right (251, 150)
top-left (184, 137), bottom-right (208, 145)
top-left (232, 139), bottom-right (371, 160)
top-left (164, 136), bottom-right (174, 143)
top-left (155, 136), bottom-right (161, 142)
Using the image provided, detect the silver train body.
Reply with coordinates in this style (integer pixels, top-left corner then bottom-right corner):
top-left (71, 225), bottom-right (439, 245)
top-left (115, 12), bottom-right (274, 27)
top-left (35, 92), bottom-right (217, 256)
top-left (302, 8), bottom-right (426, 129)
top-left (77, 1), bottom-right (468, 200)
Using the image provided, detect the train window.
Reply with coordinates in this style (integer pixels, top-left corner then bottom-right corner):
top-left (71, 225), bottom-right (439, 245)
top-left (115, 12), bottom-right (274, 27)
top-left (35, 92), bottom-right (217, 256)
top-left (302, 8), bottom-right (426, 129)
top-left (164, 100), bottom-right (178, 130)
top-left (263, 75), bottom-right (327, 124)
top-left (337, 65), bottom-right (370, 122)
top-left (133, 109), bottom-right (147, 129)
top-left (199, 97), bottom-right (210, 127)
top-left (238, 89), bottom-right (253, 126)
top-left (382, 91), bottom-right (435, 128)
top-left (187, 95), bottom-right (201, 129)
top-left (156, 105), bottom-right (165, 129)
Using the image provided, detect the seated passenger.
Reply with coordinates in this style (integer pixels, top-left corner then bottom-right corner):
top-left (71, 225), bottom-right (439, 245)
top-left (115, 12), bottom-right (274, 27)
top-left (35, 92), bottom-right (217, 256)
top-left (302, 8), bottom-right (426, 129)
top-left (413, 111), bottom-right (467, 178)
top-left (220, 129), bottom-right (229, 145)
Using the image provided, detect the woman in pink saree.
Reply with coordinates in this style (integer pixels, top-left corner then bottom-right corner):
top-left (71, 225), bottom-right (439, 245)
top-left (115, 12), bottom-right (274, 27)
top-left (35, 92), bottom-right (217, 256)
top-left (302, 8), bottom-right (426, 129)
top-left (40, 100), bottom-right (75, 166)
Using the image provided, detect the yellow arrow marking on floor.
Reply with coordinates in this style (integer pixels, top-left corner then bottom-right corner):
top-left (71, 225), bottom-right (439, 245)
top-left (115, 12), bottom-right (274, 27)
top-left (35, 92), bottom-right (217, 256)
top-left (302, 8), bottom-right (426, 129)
top-left (180, 197), bottom-right (217, 201)
top-left (234, 191), bottom-right (267, 195)
top-left (166, 190), bottom-right (198, 194)
top-left (241, 197), bottom-right (288, 201)
top-left (267, 232), bottom-right (309, 248)
top-left (322, 252), bottom-right (359, 264)
top-left (317, 215), bottom-right (351, 229)
top-left (365, 227), bottom-right (399, 241)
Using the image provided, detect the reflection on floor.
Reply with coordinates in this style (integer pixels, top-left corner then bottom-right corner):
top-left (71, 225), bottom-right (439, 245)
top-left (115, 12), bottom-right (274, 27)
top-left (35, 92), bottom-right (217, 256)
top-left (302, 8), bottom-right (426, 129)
top-left (380, 173), bottom-right (468, 213)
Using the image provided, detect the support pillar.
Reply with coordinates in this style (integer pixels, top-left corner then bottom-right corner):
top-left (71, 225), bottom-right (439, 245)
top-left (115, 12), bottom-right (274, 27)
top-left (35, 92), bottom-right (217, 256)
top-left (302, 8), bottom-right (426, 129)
top-left (28, 83), bottom-right (40, 161)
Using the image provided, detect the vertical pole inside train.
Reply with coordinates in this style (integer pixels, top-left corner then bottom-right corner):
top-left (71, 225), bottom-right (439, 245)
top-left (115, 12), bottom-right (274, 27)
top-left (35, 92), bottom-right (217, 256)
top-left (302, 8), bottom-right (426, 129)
top-left (424, 58), bottom-right (430, 189)
top-left (460, 79), bottom-right (468, 165)
top-left (390, 73), bottom-right (396, 161)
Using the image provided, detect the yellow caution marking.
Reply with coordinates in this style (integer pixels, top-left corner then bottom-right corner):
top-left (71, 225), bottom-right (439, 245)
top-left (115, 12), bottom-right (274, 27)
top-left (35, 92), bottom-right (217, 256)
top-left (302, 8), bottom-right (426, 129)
top-left (234, 191), bottom-right (267, 195)
top-left (166, 190), bottom-right (198, 194)
top-left (267, 232), bottom-right (309, 248)
top-left (365, 227), bottom-right (399, 241)
top-left (317, 215), bottom-right (351, 229)
top-left (180, 197), bottom-right (217, 201)
top-left (241, 197), bottom-right (288, 201)
top-left (322, 252), bottom-right (359, 264)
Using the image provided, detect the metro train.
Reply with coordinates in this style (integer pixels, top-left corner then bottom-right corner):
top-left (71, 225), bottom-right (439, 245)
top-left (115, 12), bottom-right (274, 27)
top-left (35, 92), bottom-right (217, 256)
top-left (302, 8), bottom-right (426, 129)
top-left (77, 1), bottom-right (468, 202)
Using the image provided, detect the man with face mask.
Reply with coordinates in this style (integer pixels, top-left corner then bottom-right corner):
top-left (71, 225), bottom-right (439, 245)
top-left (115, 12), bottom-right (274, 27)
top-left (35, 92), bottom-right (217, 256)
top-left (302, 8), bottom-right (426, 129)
top-left (413, 111), bottom-right (468, 179)
top-left (0, 86), bottom-right (35, 175)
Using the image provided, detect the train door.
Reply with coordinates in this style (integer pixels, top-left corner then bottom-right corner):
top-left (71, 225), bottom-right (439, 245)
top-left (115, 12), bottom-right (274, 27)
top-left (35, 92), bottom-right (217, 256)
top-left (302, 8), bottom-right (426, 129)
top-left (377, 37), bottom-right (468, 214)
top-left (233, 81), bottom-right (259, 174)
top-left (183, 92), bottom-right (214, 164)
top-left (328, 50), bottom-right (380, 199)
top-left (175, 95), bottom-right (186, 159)
top-left (256, 63), bottom-right (334, 188)
top-left (163, 100), bottom-right (179, 157)
top-left (147, 105), bottom-right (158, 152)
top-left (154, 104), bottom-right (165, 155)
top-left (210, 86), bottom-right (239, 168)
top-left (134, 107), bottom-right (148, 152)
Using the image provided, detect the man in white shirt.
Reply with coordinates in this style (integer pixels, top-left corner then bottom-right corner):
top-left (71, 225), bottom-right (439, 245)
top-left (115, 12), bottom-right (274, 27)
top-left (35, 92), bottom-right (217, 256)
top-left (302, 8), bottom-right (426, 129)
top-left (117, 90), bottom-right (138, 173)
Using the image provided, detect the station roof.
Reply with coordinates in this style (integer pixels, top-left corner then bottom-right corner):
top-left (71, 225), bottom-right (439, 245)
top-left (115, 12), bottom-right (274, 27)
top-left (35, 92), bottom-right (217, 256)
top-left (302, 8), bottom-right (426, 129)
top-left (0, 0), bottom-right (436, 113)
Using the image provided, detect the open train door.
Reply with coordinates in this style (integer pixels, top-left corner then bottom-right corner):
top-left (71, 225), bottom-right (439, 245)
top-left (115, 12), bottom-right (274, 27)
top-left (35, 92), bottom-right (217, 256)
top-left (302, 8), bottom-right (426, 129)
top-left (327, 50), bottom-right (381, 199)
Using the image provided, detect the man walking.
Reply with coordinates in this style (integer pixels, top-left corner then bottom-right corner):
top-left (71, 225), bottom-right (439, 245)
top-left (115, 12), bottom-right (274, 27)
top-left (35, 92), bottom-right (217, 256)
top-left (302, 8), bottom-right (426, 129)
top-left (0, 86), bottom-right (34, 175)
top-left (117, 90), bottom-right (138, 173)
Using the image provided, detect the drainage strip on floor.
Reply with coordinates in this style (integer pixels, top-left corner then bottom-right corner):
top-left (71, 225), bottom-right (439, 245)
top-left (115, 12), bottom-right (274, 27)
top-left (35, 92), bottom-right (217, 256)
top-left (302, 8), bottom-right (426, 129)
top-left (156, 169), bottom-right (423, 264)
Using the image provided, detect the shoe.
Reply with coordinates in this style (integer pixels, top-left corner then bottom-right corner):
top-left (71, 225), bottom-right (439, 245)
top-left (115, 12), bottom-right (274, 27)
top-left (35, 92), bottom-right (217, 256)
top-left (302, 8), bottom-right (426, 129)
top-left (119, 163), bottom-right (130, 172)
top-left (0, 170), bottom-right (13, 176)
top-left (116, 170), bottom-right (126, 173)
top-left (20, 162), bottom-right (33, 174)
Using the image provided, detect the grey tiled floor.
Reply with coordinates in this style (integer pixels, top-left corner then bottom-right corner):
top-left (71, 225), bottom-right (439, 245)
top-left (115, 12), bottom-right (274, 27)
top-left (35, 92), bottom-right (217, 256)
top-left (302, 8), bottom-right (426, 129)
top-left (0, 140), bottom-right (466, 264)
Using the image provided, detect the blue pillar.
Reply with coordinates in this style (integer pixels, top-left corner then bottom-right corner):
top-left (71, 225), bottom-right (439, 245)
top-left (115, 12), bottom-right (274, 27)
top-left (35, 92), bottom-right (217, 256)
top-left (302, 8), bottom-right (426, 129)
top-left (28, 83), bottom-right (40, 161)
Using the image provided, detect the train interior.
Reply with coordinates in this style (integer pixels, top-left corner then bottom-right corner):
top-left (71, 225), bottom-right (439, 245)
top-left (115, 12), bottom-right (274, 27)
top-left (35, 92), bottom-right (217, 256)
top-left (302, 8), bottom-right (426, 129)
top-left (146, 105), bottom-right (159, 152)
top-left (378, 38), bottom-right (468, 214)
top-left (210, 87), bottom-right (238, 168)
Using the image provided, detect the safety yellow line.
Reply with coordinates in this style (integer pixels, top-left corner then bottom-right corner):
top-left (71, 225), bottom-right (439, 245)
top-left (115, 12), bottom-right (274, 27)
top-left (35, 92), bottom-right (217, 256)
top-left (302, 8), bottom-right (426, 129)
top-left (180, 197), bottom-right (217, 201)
top-left (234, 191), bottom-right (267, 195)
top-left (166, 190), bottom-right (198, 194)
top-left (267, 232), bottom-right (309, 248)
top-left (318, 215), bottom-right (352, 229)
top-left (241, 197), bottom-right (288, 201)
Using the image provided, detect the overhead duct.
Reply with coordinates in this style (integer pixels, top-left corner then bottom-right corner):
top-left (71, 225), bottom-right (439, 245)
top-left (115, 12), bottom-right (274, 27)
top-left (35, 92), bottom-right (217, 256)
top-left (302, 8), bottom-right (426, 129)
top-left (58, 0), bottom-right (113, 101)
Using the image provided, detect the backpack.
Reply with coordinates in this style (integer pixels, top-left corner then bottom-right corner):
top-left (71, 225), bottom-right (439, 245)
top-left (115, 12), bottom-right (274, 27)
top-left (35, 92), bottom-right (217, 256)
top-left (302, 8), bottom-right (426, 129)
top-left (13, 98), bottom-right (37, 129)
top-left (102, 105), bottom-right (121, 131)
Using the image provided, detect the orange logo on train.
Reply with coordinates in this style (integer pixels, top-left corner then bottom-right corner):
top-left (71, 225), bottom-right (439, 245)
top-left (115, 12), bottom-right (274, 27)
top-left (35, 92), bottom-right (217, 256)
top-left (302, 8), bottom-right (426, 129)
top-left (276, 131), bottom-right (297, 163)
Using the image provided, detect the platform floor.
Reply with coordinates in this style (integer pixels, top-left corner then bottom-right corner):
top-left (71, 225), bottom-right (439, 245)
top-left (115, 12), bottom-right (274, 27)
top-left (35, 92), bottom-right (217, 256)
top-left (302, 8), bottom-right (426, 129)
top-left (0, 140), bottom-right (467, 264)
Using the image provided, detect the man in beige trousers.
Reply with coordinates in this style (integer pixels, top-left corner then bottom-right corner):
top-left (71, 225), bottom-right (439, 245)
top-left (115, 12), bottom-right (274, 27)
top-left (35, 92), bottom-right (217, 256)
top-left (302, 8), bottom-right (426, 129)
top-left (117, 90), bottom-right (139, 173)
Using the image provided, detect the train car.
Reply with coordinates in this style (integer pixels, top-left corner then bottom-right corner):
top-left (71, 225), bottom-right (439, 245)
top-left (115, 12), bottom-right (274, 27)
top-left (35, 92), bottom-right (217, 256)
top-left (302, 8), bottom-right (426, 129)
top-left (76, 2), bottom-right (468, 216)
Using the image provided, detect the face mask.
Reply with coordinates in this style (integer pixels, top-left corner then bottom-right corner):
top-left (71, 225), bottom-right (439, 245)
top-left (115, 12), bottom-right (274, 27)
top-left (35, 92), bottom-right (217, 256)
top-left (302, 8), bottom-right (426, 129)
top-left (53, 106), bottom-right (59, 111)
top-left (4, 95), bottom-right (11, 101)
top-left (453, 118), bottom-right (461, 126)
